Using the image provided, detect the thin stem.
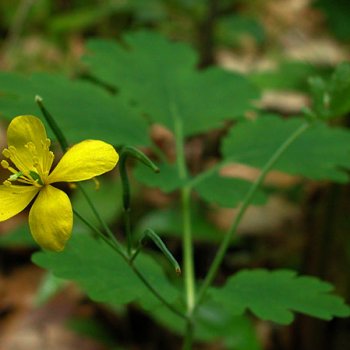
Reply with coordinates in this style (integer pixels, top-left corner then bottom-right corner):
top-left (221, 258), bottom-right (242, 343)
top-left (74, 209), bottom-right (187, 320)
top-left (172, 108), bottom-right (196, 348)
top-left (73, 209), bottom-right (127, 259)
top-left (187, 160), bottom-right (228, 188)
top-left (77, 183), bottom-right (124, 252)
top-left (119, 146), bottom-right (160, 256)
top-left (182, 186), bottom-right (195, 312)
top-left (174, 117), bottom-right (196, 314)
top-left (129, 263), bottom-right (187, 320)
top-left (182, 319), bottom-right (194, 350)
top-left (119, 150), bottom-right (132, 255)
top-left (3, 0), bottom-right (35, 53)
top-left (195, 121), bottom-right (311, 308)
top-left (35, 95), bottom-right (69, 151)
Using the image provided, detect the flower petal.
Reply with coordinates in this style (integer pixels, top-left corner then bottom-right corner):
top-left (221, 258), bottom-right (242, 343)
top-left (48, 140), bottom-right (118, 183)
top-left (6, 115), bottom-right (52, 174)
top-left (29, 185), bottom-right (72, 251)
top-left (0, 185), bottom-right (39, 221)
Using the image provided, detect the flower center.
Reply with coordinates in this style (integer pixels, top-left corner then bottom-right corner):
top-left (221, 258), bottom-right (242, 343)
top-left (1, 139), bottom-right (54, 187)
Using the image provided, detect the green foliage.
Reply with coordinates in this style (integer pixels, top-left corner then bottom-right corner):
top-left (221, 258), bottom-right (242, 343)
top-left (222, 115), bottom-right (350, 182)
top-left (210, 269), bottom-right (350, 325)
top-left (217, 15), bottom-right (265, 46)
top-left (193, 171), bottom-right (267, 207)
top-left (0, 72), bottom-right (149, 147)
top-left (72, 178), bottom-right (123, 228)
top-left (250, 61), bottom-right (331, 92)
top-left (1, 25), bottom-right (349, 347)
top-left (0, 223), bottom-right (36, 248)
top-left (134, 162), bottom-right (185, 193)
top-left (48, 0), bottom-right (166, 34)
top-left (49, 4), bottom-right (118, 34)
top-left (152, 302), bottom-right (262, 349)
top-left (84, 31), bottom-right (260, 136)
top-left (314, 0), bottom-right (350, 41)
top-left (32, 234), bottom-right (179, 309)
top-left (136, 206), bottom-right (225, 242)
top-left (309, 63), bottom-right (350, 119)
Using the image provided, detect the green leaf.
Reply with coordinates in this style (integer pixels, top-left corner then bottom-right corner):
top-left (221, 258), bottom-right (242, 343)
top-left (217, 15), bottom-right (265, 46)
top-left (151, 302), bottom-right (262, 349)
top-left (194, 171), bottom-right (267, 208)
top-left (49, 5), bottom-right (116, 34)
top-left (210, 269), bottom-right (350, 325)
top-left (222, 115), bottom-right (350, 182)
top-left (0, 72), bottom-right (150, 147)
top-left (136, 206), bottom-right (224, 242)
top-left (314, 0), bottom-right (350, 41)
top-left (250, 61), bottom-right (331, 92)
top-left (133, 162), bottom-right (186, 193)
top-left (0, 224), bottom-right (36, 248)
top-left (32, 234), bottom-right (179, 309)
top-left (84, 31), bottom-right (260, 136)
top-left (72, 178), bottom-right (123, 228)
top-left (309, 62), bottom-right (350, 119)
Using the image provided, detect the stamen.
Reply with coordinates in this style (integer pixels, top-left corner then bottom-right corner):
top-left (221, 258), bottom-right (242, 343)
top-left (1, 160), bottom-right (9, 169)
top-left (2, 149), bottom-right (11, 158)
top-left (41, 139), bottom-right (54, 176)
top-left (3, 180), bottom-right (12, 187)
top-left (44, 139), bottom-right (51, 149)
top-left (7, 146), bottom-right (31, 173)
top-left (17, 178), bottom-right (35, 185)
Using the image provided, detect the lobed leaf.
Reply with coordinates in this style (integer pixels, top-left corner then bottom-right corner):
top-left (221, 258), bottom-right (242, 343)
top-left (0, 72), bottom-right (150, 147)
top-left (135, 206), bottom-right (225, 242)
top-left (84, 31), bottom-right (260, 136)
top-left (133, 162), bottom-right (186, 193)
top-left (222, 115), bottom-right (350, 182)
top-left (193, 170), bottom-right (267, 208)
top-left (210, 269), bottom-right (350, 325)
top-left (152, 302), bottom-right (262, 349)
top-left (32, 234), bottom-right (179, 309)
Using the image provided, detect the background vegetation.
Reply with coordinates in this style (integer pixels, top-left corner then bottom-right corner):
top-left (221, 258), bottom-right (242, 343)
top-left (0, 1), bottom-right (349, 349)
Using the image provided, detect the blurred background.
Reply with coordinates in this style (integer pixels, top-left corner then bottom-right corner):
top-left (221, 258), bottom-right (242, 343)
top-left (0, 0), bottom-right (349, 349)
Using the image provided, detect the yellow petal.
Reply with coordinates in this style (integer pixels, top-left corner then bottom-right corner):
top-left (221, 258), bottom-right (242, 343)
top-left (6, 115), bottom-right (53, 176)
top-left (48, 140), bottom-right (118, 183)
top-left (0, 185), bottom-right (39, 221)
top-left (29, 185), bottom-right (72, 251)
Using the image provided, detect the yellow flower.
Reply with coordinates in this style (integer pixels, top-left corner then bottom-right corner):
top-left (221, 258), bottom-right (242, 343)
top-left (0, 115), bottom-right (119, 251)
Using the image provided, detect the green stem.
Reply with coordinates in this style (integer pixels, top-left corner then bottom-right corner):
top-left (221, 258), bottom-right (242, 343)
top-left (195, 121), bottom-right (311, 308)
top-left (182, 186), bottom-right (195, 312)
top-left (129, 263), bottom-right (187, 320)
top-left (35, 95), bottom-right (69, 151)
top-left (77, 183), bottom-right (124, 252)
top-left (73, 209), bottom-right (127, 259)
top-left (119, 149), bottom-right (132, 256)
top-left (182, 319), bottom-right (194, 350)
top-left (174, 118), bottom-right (196, 314)
top-left (173, 117), bottom-right (195, 349)
top-left (119, 146), bottom-right (160, 256)
top-left (74, 208), bottom-right (186, 320)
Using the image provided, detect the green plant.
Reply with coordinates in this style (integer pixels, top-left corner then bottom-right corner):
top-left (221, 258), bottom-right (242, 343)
top-left (0, 31), bottom-right (349, 349)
